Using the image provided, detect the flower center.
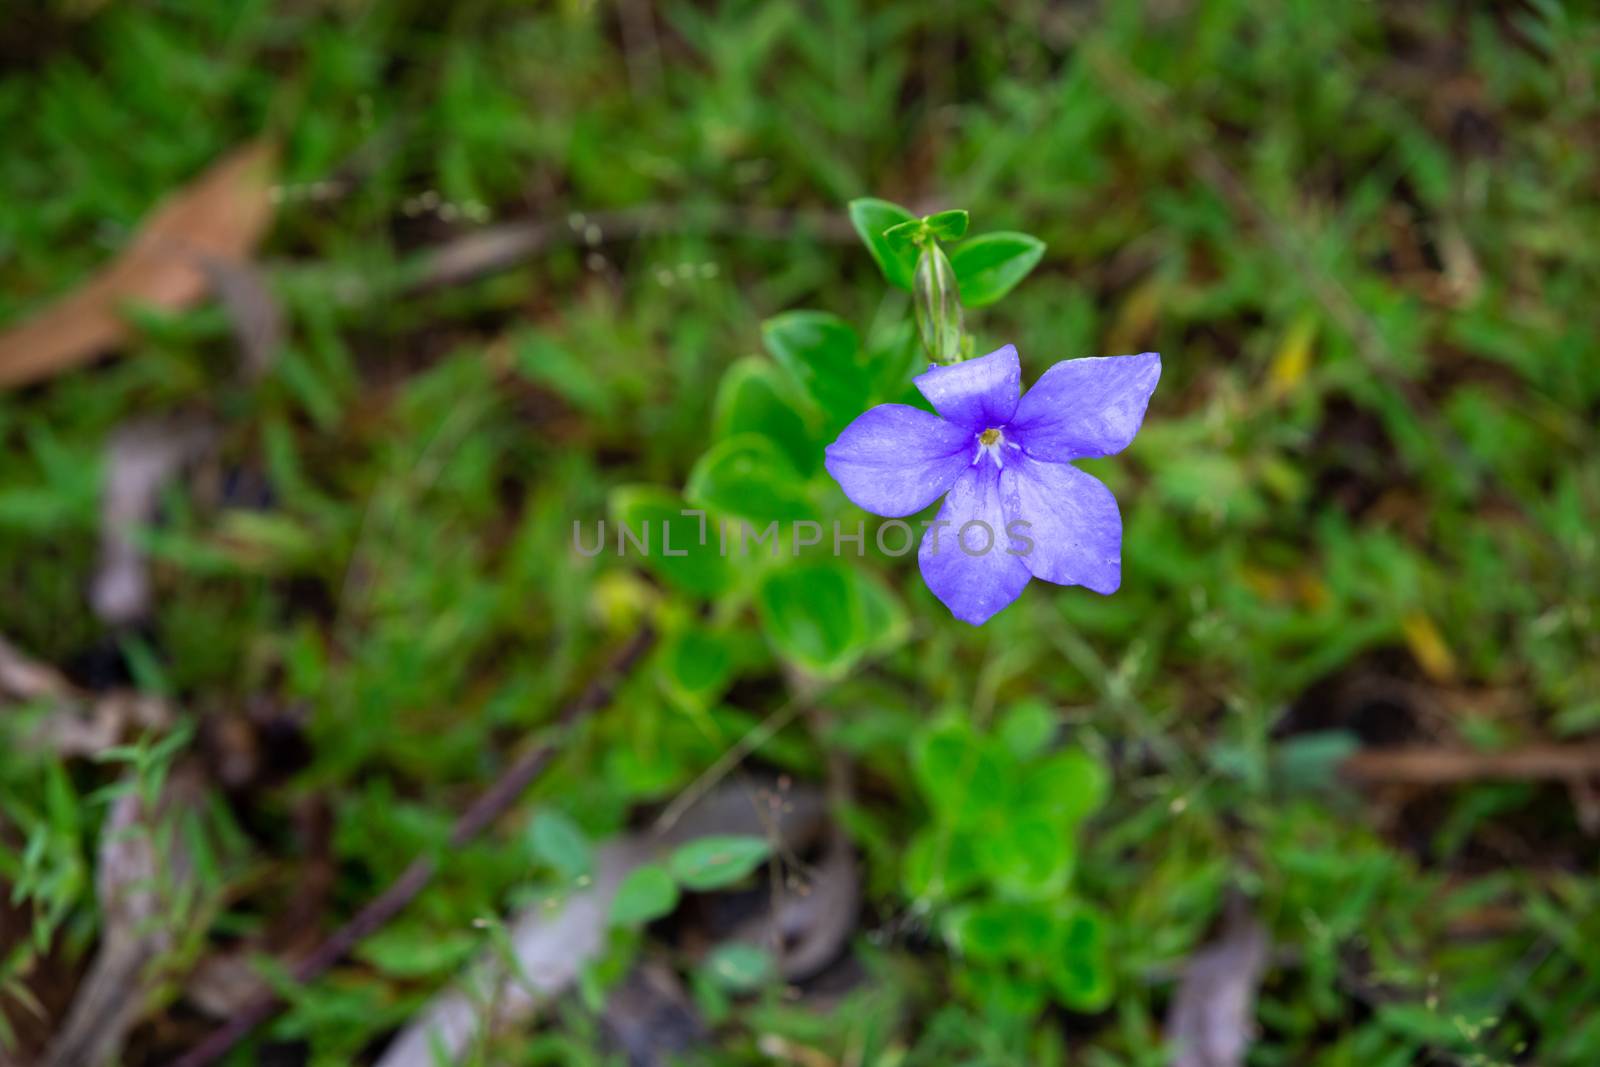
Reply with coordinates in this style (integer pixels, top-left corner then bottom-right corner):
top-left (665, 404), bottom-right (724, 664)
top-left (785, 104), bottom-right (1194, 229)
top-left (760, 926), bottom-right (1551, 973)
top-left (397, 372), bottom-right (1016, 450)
top-left (974, 427), bottom-right (1009, 468)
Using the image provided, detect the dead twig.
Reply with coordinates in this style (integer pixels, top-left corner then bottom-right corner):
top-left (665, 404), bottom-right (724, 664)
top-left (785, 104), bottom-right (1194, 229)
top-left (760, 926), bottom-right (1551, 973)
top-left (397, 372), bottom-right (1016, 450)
top-left (0, 633), bottom-right (172, 757)
top-left (0, 635), bottom-right (73, 703)
top-left (166, 625), bottom-right (656, 1067)
top-left (406, 204), bottom-right (860, 292)
top-left (277, 201), bottom-right (872, 307)
top-left (196, 255), bottom-right (284, 380)
top-left (92, 416), bottom-right (218, 626)
top-left (1341, 744), bottom-right (1600, 784)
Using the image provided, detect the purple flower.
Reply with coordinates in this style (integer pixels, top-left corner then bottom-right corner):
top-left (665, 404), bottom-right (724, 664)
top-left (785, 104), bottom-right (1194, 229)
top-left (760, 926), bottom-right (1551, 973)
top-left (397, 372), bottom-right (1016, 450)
top-left (824, 344), bottom-right (1160, 625)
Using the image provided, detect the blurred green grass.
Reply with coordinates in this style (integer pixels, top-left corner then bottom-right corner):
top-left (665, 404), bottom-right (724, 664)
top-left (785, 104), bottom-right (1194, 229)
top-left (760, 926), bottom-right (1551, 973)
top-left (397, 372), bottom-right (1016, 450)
top-left (1, 0), bottom-right (1599, 1063)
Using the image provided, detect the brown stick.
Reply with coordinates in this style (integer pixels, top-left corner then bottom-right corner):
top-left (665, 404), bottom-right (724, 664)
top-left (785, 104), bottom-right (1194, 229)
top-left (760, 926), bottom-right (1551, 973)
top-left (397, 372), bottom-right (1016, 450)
top-left (405, 204), bottom-right (862, 291)
top-left (167, 625), bottom-right (655, 1067)
top-left (1341, 745), bottom-right (1600, 784)
top-left (278, 198), bottom-right (938, 305)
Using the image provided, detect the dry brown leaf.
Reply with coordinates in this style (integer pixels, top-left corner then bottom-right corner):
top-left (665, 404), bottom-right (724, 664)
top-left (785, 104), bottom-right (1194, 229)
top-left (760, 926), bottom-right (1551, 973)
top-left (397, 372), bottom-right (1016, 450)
top-left (0, 141), bottom-right (277, 390)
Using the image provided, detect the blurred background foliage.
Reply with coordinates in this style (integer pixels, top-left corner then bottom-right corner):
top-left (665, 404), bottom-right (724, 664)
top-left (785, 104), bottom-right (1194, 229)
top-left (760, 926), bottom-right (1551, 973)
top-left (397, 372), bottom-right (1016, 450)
top-left (1, 0), bottom-right (1598, 1064)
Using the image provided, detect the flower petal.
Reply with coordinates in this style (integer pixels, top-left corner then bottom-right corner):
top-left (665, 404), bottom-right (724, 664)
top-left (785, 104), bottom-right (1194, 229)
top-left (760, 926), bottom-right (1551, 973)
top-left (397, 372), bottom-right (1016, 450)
top-left (918, 462), bottom-right (1032, 625)
top-left (824, 403), bottom-right (973, 518)
top-left (1007, 352), bottom-right (1160, 460)
top-left (913, 344), bottom-right (1021, 431)
top-left (999, 454), bottom-right (1121, 594)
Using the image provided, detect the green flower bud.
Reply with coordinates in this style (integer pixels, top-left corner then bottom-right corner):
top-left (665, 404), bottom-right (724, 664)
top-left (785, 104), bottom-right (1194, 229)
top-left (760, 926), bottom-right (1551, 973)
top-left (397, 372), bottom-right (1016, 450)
top-left (914, 242), bottom-right (964, 365)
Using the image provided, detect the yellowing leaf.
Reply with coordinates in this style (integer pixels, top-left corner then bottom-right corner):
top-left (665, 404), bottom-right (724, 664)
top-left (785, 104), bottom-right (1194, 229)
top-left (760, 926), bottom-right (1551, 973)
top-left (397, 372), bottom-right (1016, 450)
top-left (1240, 565), bottom-right (1285, 600)
top-left (1267, 312), bottom-right (1317, 400)
top-left (1402, 611), bottom-right (1457, 682)
top-left (1294, 573), bottom-right (1331, 611)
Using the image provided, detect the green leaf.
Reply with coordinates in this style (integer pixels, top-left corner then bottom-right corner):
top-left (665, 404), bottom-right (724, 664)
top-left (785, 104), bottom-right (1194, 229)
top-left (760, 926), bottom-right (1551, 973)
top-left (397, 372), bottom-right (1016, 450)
top-left (1152, 451), bottom-right (1265, 522)
top-left (658, 625), bottom-right (737, 711)
top-left (1015, 748), bottom-right (1109, 826)
top-left (847, 197), bottom-right (919, 290)
top-left (702, 942), bottom-right (774, 992)
top-left (604, 744), bottom-right (688, 799)
top-left (924, 209), bottom-right (969, 240)
top-left (902, 826), bottom-right (985, 901)
top-left (610, 864), bottom-right (680, 926)
top-left (669, 834), bottom-right (771, 890)
top-left (512, 333), bottom-right (613, 418)
top-left (759, 564), bottom-right (858, 676)
top-left (758, 562), bottom-right (902, 678)
top-left (528, 810), bottom-right (592, 882)
top-left (686, 434), bottom-right (815, 524)
top-left (960, 967), bottom-right (1051, 1019)
top-left (1376, 1002), bottom-right (1477, 1045)
top-left (712, 357), bottom-right (816, 475)
top-left (761, 311), bottom-right (868, 434)
top-left (211, 511), bottom-right (321, 574)
top-left (910, 718), bottom-right (1013, 825)
top-left (357, 927), bottom-right (479, 979)
top-left (1272, 731), bottom-right (1361, 793)
top-left (854, 567), bottom-right (911, 655)
top-left (1050, 906), bottom-right (1112, 1010)
top-left (943, 900), bottom-right (1054, 964)
top-left (608, 486), bottom-right (730, 599)
top-left (948, 232), bottom-right (1046, 307)
top-left (978, 815), bottom-right (1074, 898)
top-left (997, 700), bottom-right (1057, 760)
top-left (863, 318), bottom-right (922, 400)
top-left (882, 218), bottom-right (925, 250)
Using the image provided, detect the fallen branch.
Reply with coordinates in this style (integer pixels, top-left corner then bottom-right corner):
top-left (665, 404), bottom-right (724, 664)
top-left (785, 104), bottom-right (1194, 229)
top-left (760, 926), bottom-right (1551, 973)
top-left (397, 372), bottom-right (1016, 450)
top-left (373, 780), bottom-right (827, 1067)
top-left (1341, 744), bottom-right (1600, 784)
top-left (167, 625), bottom-right (656, 1067)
